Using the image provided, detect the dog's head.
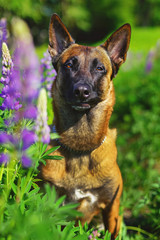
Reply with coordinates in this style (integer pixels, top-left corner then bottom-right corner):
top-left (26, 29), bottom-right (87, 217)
top-left (48, 14), bottom-right (131, 111)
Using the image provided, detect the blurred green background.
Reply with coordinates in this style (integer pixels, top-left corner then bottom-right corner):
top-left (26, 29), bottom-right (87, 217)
top-left (0, 0), bottom-right (160, 238)
top-left (1, 0), bottom-right (160, 49)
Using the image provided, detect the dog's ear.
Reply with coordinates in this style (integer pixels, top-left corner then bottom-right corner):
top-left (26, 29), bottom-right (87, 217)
top-left (101, 24), bottom-right (131, 78)
top-left (48, 14), bottom-right (75, 58)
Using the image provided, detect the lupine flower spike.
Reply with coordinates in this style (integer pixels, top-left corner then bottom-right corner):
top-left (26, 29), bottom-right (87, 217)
top-left (35, 88), bottom-right (50, 144)
top-left (40, 51), bottom-right (57, 96)
top-left (0, 19), bottom-right (40, 167)
top-left (0, 18), bottom-right (7, 58)
top-left (12, 18), bottom-right (40, 120)
top-left (145, 50), bottom-right (154, 73)
top-left (0, 42), bottom-right (22, 111)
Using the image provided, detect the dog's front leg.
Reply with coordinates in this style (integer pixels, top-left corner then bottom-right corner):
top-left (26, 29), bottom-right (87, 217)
top-left (102, 198), bottom-right (121, 240)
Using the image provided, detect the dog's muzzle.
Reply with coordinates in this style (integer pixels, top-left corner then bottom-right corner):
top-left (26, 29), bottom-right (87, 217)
top-left (72, 83), bottom-right (91, 111)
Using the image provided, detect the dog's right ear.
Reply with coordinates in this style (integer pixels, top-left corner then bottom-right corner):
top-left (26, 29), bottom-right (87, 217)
top-left (48, 14), bottom-right (75, 58)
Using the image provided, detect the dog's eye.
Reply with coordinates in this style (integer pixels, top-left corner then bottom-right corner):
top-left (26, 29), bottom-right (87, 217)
top-left (65, 63), bottom-right (73, 69)
top-left (96, 66), bottom-right (104, 71)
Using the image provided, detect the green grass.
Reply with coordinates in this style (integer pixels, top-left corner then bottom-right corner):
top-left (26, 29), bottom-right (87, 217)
top-left (130, 27), bottom-right (160, 54)
top-left (93, 26), bottom-right (160, 56)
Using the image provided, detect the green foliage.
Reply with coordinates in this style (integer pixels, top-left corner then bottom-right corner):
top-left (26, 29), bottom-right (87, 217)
top-left (107, 42), bottom-right (160, 239)
top-left (0, 184), bottom-right (80, 240)
top-left (0, 0), bottom-right (41, 21)
top-left (135, 0), bottom-right (160, 26)
top-left (2, 0), bottom-right (160, 45)
top-left (137, 179), bottom-right (160, 236)
top-left (111, 60), bottom-right (160, 206)
top-left (129, 27), bottom-right (160, 55)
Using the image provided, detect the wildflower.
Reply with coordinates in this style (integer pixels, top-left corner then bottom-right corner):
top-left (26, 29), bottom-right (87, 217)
top-left (0, 132), bottom-right (9, 144)
top-left (88, 235), bottom-right (93, 240)
top-left (0, 18), bottom-right (7, 58)
top-left (12, 18), bottom-right (40, 102)
top-left (145, 50), bottom-right (154, 73)
top-left (0, 19), bottom-right (40, 168)
top-left (0, 42), bottom-right (13, 82)
top-left (10, 18), bottom-right (40, 121)
top-left (23, 105), bottom-right (37, 119)
top-left (92, 230), bottom-right (100, 237)
top-left (35, 88), bottom-right (50, 144)
top-left (0, 153), bottom-right (9, 165)
top-left (21, 154), bottom-right (32, 168)
top-left (146, 61), bottom-right (152, 73)
top-left (0, 42), bottom-right (22, 111)
top-left (88, 230), bottom-right (100, 239)
top-left (40, 51), bottom-right (57, 96)
top-left (22, 129), bottom-right (37, 151)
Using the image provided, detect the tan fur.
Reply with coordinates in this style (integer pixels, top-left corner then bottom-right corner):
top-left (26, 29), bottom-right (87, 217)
top-left (41, 14), bottom-right (131, 240)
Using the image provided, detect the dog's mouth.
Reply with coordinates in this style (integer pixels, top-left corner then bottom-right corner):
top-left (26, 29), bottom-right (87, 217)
top-left (71, 98), bottom-right (100, 111)
top-left (72, 103), bottom-right (91, 111)
top-left (69, 95), bottom-right (100, 111)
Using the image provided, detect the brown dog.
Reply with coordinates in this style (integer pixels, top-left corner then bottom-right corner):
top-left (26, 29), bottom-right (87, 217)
top-left (41, 14), bottom-right (131, 239)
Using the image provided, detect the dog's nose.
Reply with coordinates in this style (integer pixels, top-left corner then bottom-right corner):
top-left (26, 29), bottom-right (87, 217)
top-left (73, 84), bottom-right (91, 100)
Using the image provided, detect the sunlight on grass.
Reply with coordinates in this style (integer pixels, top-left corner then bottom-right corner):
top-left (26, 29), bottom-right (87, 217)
top-left (93, 27), bottom-right (160, 57)
top-left (130, 27), bottom-right (160, 54)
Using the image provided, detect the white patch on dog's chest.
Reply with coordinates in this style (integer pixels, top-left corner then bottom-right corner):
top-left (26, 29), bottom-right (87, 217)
top-left (73, 189), bottom-right (98, 204)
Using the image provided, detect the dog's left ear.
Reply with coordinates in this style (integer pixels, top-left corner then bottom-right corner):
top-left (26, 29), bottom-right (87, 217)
top-left (101, 24), bottom-right (131, 78)
top-left (48, 14), bottom-right (75, 58)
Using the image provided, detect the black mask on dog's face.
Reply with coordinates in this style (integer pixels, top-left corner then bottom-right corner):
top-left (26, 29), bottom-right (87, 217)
top-left (48, 14), bottom-right (131, 111)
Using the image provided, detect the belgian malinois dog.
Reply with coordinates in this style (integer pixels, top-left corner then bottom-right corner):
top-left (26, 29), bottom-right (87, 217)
top-left (41, 14), bottom-right (131, 239)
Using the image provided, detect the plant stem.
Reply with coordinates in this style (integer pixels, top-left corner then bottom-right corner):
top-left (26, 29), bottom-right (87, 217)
top-left (127, 226), bottom-right (157, 239)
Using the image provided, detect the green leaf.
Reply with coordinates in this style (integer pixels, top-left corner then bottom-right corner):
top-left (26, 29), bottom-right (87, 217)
top-left (73, 235), bottom-right (88, 240)
top-left (11, 182), bottom-right (17, 195)
top-left (41, 146), bottom-right (60, 157)
top-left (40, 143), bottom-right (48, 156)
top-left (104, 230), bottom-right (111, 240)
top-left (79, 221), bottom-right (84, 235)
top-left (42, 155), bottom-right (63, 160)
top-left (50, 133), bottom-right (60, 139)
top-left (59, 203), bottom-right (79, 212)
top-left (55, 195), bottom-right (66, 208)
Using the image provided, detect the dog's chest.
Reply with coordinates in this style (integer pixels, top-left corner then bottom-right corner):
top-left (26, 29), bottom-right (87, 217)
top-left (72, 189), bottom-right (98, 204)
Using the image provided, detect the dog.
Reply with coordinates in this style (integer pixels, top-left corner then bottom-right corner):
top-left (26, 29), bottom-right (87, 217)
top-left (41, 14), bottom-right (131, 239)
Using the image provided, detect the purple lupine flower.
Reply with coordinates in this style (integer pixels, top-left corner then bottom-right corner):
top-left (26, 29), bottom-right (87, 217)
top-left (0, 42), bottom-right (22, 111)
top-left (22, 129), bottom-right (37, 151)
top-left (146, 61), bottom-right (152, 73)
top-left (23, 105), bottom-right (37, 119)
top-left (0, 132), bottom-right (9, 144)
top-left (0, 19), bottom-right (41, 168)
top-left (11, 18), bottom-right (40, 121)
top-left (12, 18), bottom-right (40, 103)
top-left (0, 153), bottom-right (9, 164)
top-left (0, 132), bottom-right (16, 145)
top-left (21, 154), bottom-right (32, 168)
top-left (145, 50), bottom-right (154, 73)
top-left (40, 51), bottom-right (57, 96)
top-left (13, 44), bottom-right (40, 102)
top-left (0, 18), bottom-right (7, 58)
top-left (35, 88), bottom-right (50, 144)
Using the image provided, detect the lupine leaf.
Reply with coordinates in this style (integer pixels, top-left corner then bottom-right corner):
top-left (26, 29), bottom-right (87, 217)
top-left (41, 146), bottom-right (60, 157)
top-left (42, 155), bottom-right (63, 160)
